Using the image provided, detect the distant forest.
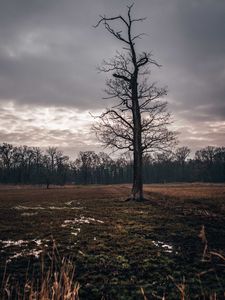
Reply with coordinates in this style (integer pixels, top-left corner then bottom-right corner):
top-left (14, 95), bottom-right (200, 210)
top-left (0, 143), bottom-right (225, 185)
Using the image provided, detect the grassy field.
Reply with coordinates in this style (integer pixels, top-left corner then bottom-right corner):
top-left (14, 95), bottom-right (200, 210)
top-left (0, 184), bottom-right (225, 299)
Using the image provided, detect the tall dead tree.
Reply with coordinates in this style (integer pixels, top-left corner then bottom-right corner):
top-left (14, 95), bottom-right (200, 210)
top-left (94, 5), bottom-right (176, 201)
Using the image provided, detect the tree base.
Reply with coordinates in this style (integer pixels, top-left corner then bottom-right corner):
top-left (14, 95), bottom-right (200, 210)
top-left (125, 197), bottom-right (160, 206)
top-left (125, 197), bottom-right (148, 202)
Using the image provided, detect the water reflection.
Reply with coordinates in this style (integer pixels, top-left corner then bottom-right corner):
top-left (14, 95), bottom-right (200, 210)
top-left (62, 217), bottom-right (104, 226)
top-left (152, 240), bottom-right (173, 253)
top-left (0, 238), bottom-right (49, 262)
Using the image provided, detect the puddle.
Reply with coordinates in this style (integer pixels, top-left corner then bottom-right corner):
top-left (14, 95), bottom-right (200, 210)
top-left (65, 200), bottom-right (82, 206)
top-left (14, 205), bottom-right (45, 210)
top-left (33, 239), bottom-right (42, 246)
top-left (70, 228), bottom-right (81, 236)
top-left (66, 201), bottom-right (73, 206)
top-left (1, 240), bottom-right (28, 248)
top-left (71, 232), bottom-right (78, 236)
top-left (152, 240), bottom-right (173, 253)
top-left (21, 212), bottom-right (38, 217)
top-left (8, 249), bottom-right (43, 262)
top-left (0, 239), bottom-right (49, 262)
top-left (49, 206), bottom-right (82, 210)
top-left (14, 205), bottom-right (83, 211)
top-left (62, 216), bottom-right (104, 226)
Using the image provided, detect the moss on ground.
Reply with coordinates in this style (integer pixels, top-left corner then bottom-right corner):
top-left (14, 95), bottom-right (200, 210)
top-left (0, 184), bottom-right (225, 299)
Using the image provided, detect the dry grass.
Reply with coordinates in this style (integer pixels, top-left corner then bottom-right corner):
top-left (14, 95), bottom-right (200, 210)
top-left (1, 182), bottom-right (225, 200)
top-left (144, 183), bottom-right (225, 200)
top-left (1, 244), bottom-right (80, 300)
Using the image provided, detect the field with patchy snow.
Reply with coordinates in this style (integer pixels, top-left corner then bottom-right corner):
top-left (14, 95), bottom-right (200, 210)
top-left (0, 184), bottom-right (225, 299)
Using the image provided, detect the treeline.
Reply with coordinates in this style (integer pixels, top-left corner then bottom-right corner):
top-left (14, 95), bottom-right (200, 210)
top-left (0, 143), bottom-right (225, 185)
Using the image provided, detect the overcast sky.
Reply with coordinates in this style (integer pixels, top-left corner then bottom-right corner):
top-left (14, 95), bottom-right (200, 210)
top-left (0, 0), bottom-right (224, 158)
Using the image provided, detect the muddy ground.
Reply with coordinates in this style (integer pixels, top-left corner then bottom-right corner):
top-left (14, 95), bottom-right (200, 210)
top-left (0, 184), bottom-right (225, 299)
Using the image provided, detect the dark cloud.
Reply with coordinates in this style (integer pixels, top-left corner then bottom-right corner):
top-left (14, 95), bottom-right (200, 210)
top-left (0, 0), bottom-right (117, 109)
top-left (0, 0), bottom-right (224, 153)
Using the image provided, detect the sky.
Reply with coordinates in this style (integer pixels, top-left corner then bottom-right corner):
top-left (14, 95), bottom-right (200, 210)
top-left (0, 0), bottom-right (224, 158)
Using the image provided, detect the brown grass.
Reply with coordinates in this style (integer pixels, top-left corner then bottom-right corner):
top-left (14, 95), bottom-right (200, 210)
top-left (144, 183), bottom-right (225, 200)
top-left (1, 252), bottom-right (80, 300)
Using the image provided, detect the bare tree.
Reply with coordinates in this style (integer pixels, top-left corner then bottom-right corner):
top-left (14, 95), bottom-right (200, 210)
top-left (175, 146), bottom-right (191, 165)
top-left (94, 4), bottom-right (176, 201)
top-left (47, 147), bottom-right (57, 172)
top-left (76, 151), bottom-right (100, 184)
top-left (175, 146), bottom-right (191, 181)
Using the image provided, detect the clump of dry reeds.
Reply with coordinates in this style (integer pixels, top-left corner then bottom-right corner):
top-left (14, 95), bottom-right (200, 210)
top-left (1, 242), bottom-right (80, 300)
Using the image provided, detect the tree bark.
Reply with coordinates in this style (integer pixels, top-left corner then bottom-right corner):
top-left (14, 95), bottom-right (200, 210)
top-left (131, 73), bottom-right (144, 201)
top-left (132, 133), bottom-right (143, 200)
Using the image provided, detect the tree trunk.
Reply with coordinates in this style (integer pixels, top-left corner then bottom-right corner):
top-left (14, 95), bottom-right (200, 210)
top-left (131, 75), bottom-right (144, 201)
top-left (132, 141), bottom-right (143, 200)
